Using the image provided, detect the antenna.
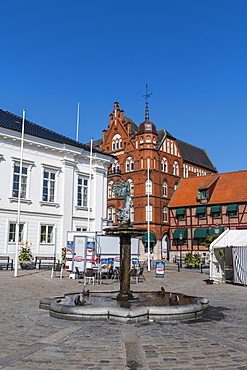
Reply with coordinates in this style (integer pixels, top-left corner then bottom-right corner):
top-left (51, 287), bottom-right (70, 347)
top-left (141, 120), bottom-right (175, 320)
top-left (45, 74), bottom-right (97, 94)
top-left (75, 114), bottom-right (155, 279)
top-left (142, 84), bottom-right (153, 120)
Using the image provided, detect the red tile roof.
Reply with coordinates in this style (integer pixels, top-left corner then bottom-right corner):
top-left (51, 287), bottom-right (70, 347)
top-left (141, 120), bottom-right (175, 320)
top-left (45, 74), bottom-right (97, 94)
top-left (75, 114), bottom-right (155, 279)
top-left (169, 171), bottom-right (247, 207)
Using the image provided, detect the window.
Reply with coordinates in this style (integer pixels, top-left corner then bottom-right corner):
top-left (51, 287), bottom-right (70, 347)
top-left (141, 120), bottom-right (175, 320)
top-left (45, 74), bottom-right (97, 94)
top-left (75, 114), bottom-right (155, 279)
top-left (196, 207), bottom-right (206, 219)
top-left (112, 134), bottom-right (122, 152)
top-left (130, 158), bottom-right (134, 171)
top-left (112, 161), bottom-right (120, 173)
top-left (174, 183), bottom-right (178, 191)
top-left (161, 158), bottom-right (167, 172)
top-left (40, 225), bottom-right (54, 243)
top-left (173, 161), bottom-right (179, 176)
top-left (163, 206), bottom-right (168, 222)
top-left (146, 179), bottom-right (152, 195)
top-left (227, 204), bottom-right (238, 217)
top-left (43, 170), bottom-right (56, 202)
top-left (146, 135), bottom-right (151, 142)
top-left (211, 205), bottom-right (221, 218)
top-left (162, 181), bottom-right (167, 197)
top-left (77, 177), bottom-right (88, 207)
top-left (146, 205), bottom-right (152, 221)
top-left (108, 181), bottom-right (115, 198)
top-left (107, 207), bottom-right (115, 222)
top-left (130, 205), bottom-right (134, 222)
top-left (8, 223), bottom-right (24, 242)
top-left (176, 208), bottom-right (185, 220)
top-left (183, 165), bottom-right (188, 178)
top-left (12, 164), bottom-right (28, 199)
top-left (126, 157), bottom-right (134, 172)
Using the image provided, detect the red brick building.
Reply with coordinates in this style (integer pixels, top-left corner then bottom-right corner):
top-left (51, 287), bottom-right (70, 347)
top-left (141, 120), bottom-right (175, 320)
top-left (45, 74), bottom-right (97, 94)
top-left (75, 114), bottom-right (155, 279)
top-left (94, 101), bottom-right (217, 260)
top-left (169, 171), bottom-right (247, 263)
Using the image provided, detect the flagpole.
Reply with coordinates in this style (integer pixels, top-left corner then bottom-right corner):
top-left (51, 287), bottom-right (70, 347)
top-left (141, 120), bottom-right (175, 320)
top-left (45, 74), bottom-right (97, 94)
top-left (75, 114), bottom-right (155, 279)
top-left (76, 102), bottom-right (80, 141)
top-left (87, 138), bottom-right (93, 231)
top-left (147, 157), bottom-right (151, 272)
top-left (14, 109), bottom-right (25, 277)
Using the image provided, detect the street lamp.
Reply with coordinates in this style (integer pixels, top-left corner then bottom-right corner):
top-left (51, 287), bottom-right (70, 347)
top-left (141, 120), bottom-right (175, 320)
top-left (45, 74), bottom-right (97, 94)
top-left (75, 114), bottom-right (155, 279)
top-left (179, 233), bottom-right (183, 268)
top-left (214, 223), bottom-right (220, 234)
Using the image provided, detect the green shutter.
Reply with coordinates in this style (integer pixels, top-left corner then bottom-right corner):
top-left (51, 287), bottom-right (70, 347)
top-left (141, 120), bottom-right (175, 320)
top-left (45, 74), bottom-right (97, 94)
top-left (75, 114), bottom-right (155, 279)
top-left (196, 206), bottom-right (206, 214)
top-left (211, 205), bottom-right (221, 213)
top-left (173, 229), bottom-right (188, 239)
top-left (227, 204), bottom-right (238, 212)
top-left (142, 232), bottom-right (156, 243)
top-left (194, 228), bottom-right (209, 238)
top-left (176, 208), bottom-right (185, 216)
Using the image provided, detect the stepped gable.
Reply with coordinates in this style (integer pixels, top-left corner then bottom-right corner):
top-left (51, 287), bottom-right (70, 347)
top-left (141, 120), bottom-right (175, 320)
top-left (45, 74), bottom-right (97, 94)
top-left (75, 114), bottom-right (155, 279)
top-left (0, 109), bottom-right (100, 153)
top-left (176, 139), bottom-right (216, 172)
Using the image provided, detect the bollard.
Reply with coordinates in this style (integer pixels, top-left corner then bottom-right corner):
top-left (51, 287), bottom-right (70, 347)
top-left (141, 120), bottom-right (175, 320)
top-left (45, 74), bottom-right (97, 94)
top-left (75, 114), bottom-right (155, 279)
top-left (177, 262), bottom-right (180, 272)
top-left (200, 263), bottom-right (203, 273)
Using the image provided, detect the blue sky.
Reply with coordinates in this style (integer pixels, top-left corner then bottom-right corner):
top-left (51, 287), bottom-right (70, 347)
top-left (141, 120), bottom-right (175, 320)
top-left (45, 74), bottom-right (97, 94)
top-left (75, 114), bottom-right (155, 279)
top-left (1, 0), bottom-right (247, 173)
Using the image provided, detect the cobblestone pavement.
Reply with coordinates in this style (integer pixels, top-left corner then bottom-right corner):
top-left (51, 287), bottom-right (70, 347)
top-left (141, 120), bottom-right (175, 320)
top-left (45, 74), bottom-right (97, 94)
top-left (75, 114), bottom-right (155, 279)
top-left (0, 263), bottom-right (247, 369)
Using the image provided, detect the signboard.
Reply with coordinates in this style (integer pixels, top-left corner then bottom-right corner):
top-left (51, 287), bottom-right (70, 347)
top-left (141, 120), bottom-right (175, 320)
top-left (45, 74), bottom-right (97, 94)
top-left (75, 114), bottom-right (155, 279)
top-left (155, 262), bottom-right (165, 278)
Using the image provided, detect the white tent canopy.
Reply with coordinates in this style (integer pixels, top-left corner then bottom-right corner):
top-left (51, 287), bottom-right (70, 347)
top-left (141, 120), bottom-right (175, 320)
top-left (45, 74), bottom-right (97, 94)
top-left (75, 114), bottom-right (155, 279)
top-left (210, 230), bottom-right (247, 285)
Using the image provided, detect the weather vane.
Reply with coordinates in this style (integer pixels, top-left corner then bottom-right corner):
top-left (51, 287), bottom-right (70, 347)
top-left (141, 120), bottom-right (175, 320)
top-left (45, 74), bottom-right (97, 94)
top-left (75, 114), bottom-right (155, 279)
top-left (142, 84), bottom-right (153, 120)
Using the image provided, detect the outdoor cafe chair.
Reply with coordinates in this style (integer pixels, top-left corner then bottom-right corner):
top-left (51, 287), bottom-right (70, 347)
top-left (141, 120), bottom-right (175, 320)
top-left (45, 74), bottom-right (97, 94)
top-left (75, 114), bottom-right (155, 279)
top-left (138, 268), bottom-right (146, 282)
top-left (51, 262), bottom-right (63, 279)
top-left (130, 268), bottom-right (139, 284)
top-left (84, 268), bottom-right (96, 285)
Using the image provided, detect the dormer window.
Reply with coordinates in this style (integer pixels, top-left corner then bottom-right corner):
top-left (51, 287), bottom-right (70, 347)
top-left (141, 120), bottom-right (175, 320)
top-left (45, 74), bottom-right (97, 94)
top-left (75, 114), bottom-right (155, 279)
top-left (197, 190), bottom-right (208, 201)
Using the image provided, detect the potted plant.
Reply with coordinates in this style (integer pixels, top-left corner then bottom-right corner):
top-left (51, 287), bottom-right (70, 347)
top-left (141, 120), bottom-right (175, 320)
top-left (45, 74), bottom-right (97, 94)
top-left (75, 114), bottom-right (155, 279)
top-left (185, 252), bottom-right (194, 268)
top-left (19, 241), bottom-right (33, 269)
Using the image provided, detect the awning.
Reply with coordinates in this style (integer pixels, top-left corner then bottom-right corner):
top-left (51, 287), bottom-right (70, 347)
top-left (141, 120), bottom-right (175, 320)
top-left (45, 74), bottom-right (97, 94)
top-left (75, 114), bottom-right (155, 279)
top-left (227, 204), bottom-right (238, 212)
top-left (194, 227), bottom-right (209, 238)
top-left (208, 226), bottom-right (225, 236)
top-left (211, 205), bottom-right (221, 213)
top-left (196, 206), bottom-right (206, 214)
top-left (142, 232), bottom-right (156, 243)
top-left (173, 229), bottom-right (188, 239)
top-left (176, 208), bottom-right (185, 216)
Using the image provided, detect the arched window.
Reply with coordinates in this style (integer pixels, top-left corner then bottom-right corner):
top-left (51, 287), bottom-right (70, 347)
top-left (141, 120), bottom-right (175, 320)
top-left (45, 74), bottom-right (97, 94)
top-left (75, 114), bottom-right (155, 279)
top-left (112, 161), bottom-right (120, 174)
top-left (126, 157), bottom-right (134, 172)
top-left (163, 206), bottom-right (168, 222)
top-left (108, 181), bottom-right (115, 198)
top-left (162, 181), bottom-right (167, 197)
top-left (173, 161), bottom-right (179, 176)
top-left (145, 179), bottom-right (152, 195)
top-left (107, 207), bottom-right (115, 222)
top-left (112, 134), bottom-right (122, 152)
top-left (161, 157), bottom-right (168, 172)
top-left (140, 157), bottom-right (144, 169)
top-left (174, 182), bottom-right (178, 191)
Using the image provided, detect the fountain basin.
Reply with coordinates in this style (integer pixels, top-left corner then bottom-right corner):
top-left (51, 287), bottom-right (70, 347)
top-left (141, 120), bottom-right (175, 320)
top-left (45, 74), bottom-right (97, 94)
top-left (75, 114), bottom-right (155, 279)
top-left (39, 291), bottom-right (209, 324)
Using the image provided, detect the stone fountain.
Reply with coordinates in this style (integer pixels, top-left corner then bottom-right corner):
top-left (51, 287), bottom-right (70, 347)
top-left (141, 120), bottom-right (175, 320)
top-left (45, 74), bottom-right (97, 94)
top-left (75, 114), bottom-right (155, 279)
top-left (40, 179), bottom-right (209, 323)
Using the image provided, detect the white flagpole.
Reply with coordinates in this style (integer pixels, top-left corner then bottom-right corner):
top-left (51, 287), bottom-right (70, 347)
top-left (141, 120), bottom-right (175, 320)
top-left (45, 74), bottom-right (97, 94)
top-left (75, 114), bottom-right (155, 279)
top-left (14, 109), bottom-right (26, 277)
top-left (147, 157), bottom-right (151, 272)
top-left (76, 102), bottom-right (80, 141)
top-left (87, 138), bottom-right (93, 231)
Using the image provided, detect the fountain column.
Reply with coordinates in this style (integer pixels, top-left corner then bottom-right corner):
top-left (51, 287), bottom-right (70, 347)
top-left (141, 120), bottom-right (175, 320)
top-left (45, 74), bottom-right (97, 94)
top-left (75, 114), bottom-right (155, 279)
top-left (105, 223), bottom-right (146, 300)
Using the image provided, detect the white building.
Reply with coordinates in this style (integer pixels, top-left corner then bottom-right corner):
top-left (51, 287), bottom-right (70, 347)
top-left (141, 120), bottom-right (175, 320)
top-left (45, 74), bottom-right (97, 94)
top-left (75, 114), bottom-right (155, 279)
top-left (0, 109), bottom-right (114, 266)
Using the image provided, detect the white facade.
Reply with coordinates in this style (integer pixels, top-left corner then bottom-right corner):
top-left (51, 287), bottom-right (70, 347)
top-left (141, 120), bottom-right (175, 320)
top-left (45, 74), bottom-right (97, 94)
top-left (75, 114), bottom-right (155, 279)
top-left (0, 120), bottom-right (113, 266)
